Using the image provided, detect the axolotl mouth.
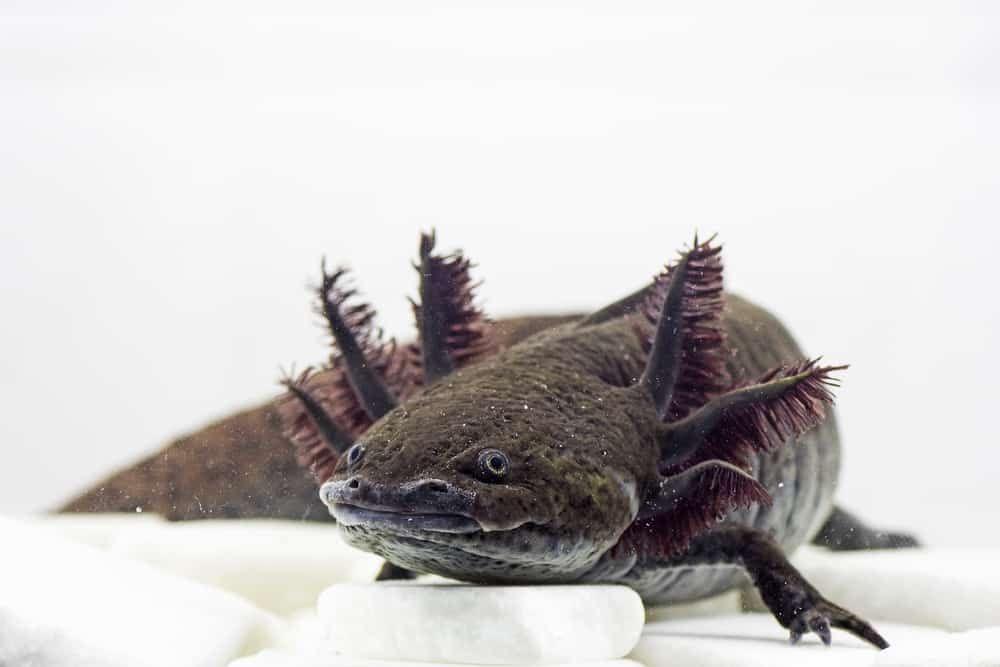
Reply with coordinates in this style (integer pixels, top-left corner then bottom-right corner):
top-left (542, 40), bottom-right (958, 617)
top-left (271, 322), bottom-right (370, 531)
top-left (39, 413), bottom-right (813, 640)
top-left (319, 476), bottom-right (598, 583)
top-left (319, 477), bottom-right (534, 538)
top-left (331, 504), bottom-right (483, 534)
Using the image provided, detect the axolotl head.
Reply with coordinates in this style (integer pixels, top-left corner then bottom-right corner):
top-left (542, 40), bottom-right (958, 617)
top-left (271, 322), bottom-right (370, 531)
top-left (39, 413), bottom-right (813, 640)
top-left (317, 325), bottom-right (662, 582)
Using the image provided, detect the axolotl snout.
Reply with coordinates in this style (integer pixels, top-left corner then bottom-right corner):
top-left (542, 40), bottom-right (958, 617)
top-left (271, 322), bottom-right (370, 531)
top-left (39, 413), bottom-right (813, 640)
top-left (281, 232), bottom-right (909, 650)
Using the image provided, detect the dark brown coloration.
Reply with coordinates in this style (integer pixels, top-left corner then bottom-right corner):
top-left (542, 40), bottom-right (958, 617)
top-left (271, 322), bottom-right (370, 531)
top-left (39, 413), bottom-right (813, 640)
top-left (57, 315), bottom-right (577, 520)
top-left (58, 231), bottom-right (904, 650)
top-left (327, 317), bottom-right (665, 580)
top-left (58, 402), bottom-right (313, 520)
top-left (812, 507), bottom-right (920, 551)
top-left (302, 233), bottom-right (883, 649)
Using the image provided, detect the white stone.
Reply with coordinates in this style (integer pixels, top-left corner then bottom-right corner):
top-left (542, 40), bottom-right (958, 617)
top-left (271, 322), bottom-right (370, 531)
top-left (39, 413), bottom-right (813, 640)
top-left (0, 605), bottom-right (137, 667)
top-left (632, 614), bottom-right (946, 667)
top-left (107, 518), bottom-right (384, 615)
top-left (231, 651), bottom-right (644, 667)
top-left (318, 582), bottom-right (645, 664)
top-left (645, 590), bottom-right (743, 623)
top-left (33, 512), bottom-right (165, 549)
top-left (0, 517), bottom-right (281, 667)
top-left (874, 627), bottom-right (1000, 667)
top-left (18, 515), bottom-right (1000, 666)
top-left (792, 546), bottom-right (1000, 630)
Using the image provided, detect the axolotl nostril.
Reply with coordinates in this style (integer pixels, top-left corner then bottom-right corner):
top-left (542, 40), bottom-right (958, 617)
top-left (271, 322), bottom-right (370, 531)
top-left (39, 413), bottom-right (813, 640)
top-left (279, 231), bottom-right (911, 650)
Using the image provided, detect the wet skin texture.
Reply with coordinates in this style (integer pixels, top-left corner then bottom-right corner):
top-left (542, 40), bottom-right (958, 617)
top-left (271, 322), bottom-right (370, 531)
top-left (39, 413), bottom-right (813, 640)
top-left (322, 296), bottom-right (838, 595)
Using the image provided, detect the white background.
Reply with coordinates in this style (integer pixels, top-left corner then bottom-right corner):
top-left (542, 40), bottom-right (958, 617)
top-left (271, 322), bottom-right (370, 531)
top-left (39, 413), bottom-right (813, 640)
top-left (2, 2), bottom-right (997, 546)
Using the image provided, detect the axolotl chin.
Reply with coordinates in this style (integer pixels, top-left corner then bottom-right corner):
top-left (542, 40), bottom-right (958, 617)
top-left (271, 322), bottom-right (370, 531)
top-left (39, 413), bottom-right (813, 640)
top-left (280, 232), bottom-right (912, 650)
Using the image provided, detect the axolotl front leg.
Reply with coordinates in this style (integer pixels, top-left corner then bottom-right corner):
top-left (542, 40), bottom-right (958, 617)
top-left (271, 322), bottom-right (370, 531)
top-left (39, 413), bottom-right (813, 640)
top-left (679, 526), bottom-right (888, 648)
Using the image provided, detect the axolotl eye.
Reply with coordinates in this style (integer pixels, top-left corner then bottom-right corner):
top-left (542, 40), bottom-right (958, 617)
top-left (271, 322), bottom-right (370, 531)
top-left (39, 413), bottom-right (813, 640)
top-left (476, 448), bottom-right (510, 483)
top-left (345, 443), bottom-right (365, 468)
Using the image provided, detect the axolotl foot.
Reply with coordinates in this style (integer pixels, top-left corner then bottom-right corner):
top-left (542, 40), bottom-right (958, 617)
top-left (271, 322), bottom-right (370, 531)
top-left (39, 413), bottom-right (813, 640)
top-left (784, 584), bottom-right (888, 649)
top-left (681, 526), bottom-right (889, 650)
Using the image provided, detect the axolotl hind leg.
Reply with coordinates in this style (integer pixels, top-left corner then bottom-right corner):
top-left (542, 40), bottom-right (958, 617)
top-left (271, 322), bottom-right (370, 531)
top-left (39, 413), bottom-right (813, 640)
top-left (376, 561), bottom-right (419, 581)
top-left (812, 506), bottom-right (920, 551)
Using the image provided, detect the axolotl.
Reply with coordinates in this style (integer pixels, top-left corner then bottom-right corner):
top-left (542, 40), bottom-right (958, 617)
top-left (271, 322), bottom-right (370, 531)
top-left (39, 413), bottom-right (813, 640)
top-left (280, 232), bottom-right (916, 650)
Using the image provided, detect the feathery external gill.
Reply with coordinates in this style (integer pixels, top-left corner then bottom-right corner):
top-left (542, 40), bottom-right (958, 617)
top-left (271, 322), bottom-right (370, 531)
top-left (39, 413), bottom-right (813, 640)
top-left (316, 261), bottom-right (399, 420)
top-left (660, 359), bottom-right (846, 470)
top-left (612, 459), bottom-right (773, 560)
top-left (280, 233), bottom-right (496, 483)
top-left (635, 236), bottom-right (729, 421)
top-left (279, 368), bottom-right (354, 482)
top-left (411, 230), bottom-right (497, 386)
top-left (279, 265), bottom-right (414, 482)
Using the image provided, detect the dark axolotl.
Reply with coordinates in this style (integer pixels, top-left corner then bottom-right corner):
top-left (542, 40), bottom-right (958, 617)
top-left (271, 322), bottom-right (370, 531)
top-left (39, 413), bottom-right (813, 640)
top-left (279, 231), bottom-right (918, 650)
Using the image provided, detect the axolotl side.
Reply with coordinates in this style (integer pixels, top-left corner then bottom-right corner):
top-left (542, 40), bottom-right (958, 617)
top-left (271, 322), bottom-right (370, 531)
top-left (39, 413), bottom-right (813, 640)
top-left (281, 232), bottom-right (912, 649)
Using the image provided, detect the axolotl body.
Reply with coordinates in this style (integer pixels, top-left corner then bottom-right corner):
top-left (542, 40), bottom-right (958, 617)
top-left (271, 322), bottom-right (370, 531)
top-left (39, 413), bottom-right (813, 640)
top-left (280, 233), bottom-right (912, 649)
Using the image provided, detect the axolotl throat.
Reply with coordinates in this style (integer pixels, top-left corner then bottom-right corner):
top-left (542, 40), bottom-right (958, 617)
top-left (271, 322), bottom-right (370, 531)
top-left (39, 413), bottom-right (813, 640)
top-left (280, 232), bottom-right (894, 649)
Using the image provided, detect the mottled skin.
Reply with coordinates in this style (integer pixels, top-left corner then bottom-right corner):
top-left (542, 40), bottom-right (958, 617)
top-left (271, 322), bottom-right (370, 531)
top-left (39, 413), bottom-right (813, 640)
top-left (325, 295), bottom-right (837, 600)
top-left (58, 315), bottom-right (580, 520)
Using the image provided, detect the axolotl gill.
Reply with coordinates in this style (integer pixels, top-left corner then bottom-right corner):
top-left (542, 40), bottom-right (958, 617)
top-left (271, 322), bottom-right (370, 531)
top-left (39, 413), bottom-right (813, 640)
top-left (279, 232), bottom-right (916, 650)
